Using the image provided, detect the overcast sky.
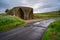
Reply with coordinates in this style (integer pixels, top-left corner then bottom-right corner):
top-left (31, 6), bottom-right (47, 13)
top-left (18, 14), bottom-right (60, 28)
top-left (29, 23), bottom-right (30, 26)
top-left (0, 0), bottom-right (60, 13)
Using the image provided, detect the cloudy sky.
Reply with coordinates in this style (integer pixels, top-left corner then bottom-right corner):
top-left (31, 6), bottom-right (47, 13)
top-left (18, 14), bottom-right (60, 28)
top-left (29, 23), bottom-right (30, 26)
top-left (0, 0), bottom-right (60, 13)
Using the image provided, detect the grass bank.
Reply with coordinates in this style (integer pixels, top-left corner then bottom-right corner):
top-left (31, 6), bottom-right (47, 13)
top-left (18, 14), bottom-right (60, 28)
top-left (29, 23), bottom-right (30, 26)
top-left (42, 19), bottom-right (60, 40)
top-left (0, 16), bottom-right (25, 32)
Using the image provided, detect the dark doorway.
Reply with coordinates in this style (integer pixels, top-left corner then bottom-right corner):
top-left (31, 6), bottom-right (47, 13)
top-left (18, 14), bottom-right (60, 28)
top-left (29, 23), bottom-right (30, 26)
top-left (19, 8), bottom-right (24, 19)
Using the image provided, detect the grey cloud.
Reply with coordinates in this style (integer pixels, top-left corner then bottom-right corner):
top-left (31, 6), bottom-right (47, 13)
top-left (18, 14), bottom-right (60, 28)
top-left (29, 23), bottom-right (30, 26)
top-left (0, 0), bottom-right (9, 8)
top-left (0, 0), bottom-right (60, 13)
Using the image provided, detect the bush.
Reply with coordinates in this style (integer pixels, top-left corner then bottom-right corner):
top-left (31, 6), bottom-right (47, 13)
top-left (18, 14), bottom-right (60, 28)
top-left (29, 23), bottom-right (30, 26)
top-left (0, 16), bottom-right (25, 32)
top-left (42, 19), bottom-right (60, 40)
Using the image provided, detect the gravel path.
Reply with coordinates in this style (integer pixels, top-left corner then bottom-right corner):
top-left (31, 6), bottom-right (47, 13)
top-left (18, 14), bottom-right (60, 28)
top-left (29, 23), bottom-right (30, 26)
top-left (0, 19), bottom-right (55, 40)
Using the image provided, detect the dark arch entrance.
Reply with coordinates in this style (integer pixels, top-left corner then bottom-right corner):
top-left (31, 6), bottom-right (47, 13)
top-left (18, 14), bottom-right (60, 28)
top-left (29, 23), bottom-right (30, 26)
top-left (19, 8), bottom-right (24, 19)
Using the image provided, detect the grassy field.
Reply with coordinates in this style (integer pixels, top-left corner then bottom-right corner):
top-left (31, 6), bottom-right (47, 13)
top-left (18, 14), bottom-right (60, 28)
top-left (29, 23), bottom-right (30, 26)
top-left (0, 15), bottom-right (25, 32)
top-left (42, 19), bottom-right (60, 40)
top-left (34, 11), bottom-right (60, 19)
top-left (0, 11), bottom-right (60, 32)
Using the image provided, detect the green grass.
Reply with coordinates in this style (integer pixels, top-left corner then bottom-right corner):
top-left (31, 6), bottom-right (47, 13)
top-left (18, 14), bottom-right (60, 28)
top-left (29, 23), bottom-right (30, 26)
top-left (42, 19), bottom-right (60, 40)
top-left (34, 11), bottom-right (60, 19)
top-left (0, 16), bottom-right (25, 32)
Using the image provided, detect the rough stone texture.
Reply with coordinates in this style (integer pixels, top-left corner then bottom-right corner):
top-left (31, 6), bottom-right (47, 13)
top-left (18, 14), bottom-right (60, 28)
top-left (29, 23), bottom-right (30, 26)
top-left (9, 7), bottom-right (33, 20)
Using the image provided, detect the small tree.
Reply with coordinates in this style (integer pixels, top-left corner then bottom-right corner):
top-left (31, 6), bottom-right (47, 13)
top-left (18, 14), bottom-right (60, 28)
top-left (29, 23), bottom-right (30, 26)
top-left (5, 9), bottom-right (10, 15)
top-left (5, 9), bottom-right (9, 13)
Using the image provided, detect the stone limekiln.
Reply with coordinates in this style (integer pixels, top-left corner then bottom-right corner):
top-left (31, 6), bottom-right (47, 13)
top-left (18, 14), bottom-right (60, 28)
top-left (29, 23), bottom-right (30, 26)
top-left (9, 7), bottom-right (34, 20)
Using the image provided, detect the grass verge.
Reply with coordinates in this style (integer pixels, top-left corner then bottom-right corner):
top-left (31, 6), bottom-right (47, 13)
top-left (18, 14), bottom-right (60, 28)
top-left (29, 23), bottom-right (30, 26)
top-left (0, 16), bottom-right (25, 32)
top-left (42, 19), bottom-right (60, 40)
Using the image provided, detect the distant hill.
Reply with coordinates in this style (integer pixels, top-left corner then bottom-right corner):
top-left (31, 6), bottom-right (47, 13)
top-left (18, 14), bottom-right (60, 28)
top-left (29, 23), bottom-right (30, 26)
top-left (34, 11), bottom-right (60, 19)
top-left (34, 11), bottom-right (60, 16)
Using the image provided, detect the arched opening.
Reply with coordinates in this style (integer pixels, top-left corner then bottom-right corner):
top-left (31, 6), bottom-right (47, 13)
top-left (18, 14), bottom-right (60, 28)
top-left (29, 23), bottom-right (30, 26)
top-left (19, 8), bottom-right (24, 19)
